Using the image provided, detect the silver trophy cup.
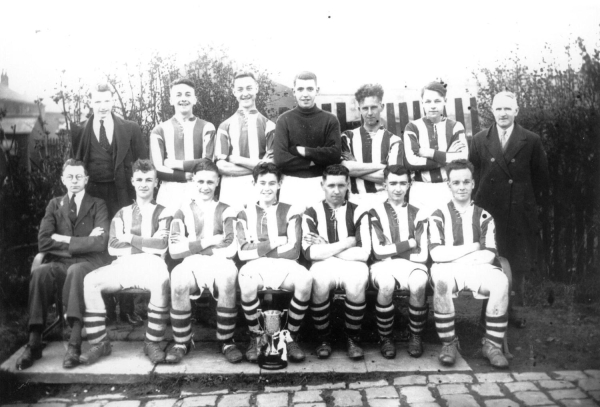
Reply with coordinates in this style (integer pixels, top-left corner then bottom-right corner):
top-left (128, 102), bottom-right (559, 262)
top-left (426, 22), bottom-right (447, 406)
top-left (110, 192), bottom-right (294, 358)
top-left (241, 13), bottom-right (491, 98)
top-left (257, 309), bottom-right (289, 370)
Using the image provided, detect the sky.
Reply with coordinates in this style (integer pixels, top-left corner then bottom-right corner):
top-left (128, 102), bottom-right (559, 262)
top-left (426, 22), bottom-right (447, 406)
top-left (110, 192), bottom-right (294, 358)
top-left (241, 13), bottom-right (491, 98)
top-left (1, 0), bottom-right (599, 112)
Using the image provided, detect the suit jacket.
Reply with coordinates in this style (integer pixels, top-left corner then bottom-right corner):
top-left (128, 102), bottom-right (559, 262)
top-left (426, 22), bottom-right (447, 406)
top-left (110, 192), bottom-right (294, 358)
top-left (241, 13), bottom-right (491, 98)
top-left (38, 193), bottom-right (110, 263)
top-left (469, 122), bottom-right (549, 270)
top-left (71, 113), bottom-right (148, 209)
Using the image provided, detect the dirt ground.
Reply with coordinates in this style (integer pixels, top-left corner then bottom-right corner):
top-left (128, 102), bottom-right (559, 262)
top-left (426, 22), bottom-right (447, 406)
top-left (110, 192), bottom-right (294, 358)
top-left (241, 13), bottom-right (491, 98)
top-left (1, 292), bottom-right (599, 402)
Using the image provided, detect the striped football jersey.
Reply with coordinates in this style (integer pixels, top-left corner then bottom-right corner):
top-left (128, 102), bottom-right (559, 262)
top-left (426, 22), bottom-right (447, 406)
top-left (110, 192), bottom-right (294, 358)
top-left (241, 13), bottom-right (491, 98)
top-left (369, 201), bottom-right (428, 262)
top-left (236, 203), bottom-right (302, 261)
top-left (403, 117), bottom-right (468, 183)
top-left (302, 201), bottom-right (371, 261)
top-left (108, 202), bottom-right (172, 257)
top-left (342, 126), bottom-right (404, 194)
top-left (216, 110), bottom-right (275, 159)
top-left (169, 200), bottom-right (237, 259)
top-left (150, 117), bottom-right (216, 182)
top-left (428, 201), bottom-right (496, 254)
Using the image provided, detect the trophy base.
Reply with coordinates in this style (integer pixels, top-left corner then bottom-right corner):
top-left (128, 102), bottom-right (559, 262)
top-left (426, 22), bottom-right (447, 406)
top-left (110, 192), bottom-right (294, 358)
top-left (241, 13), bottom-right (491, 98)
top-left (258, 353), bottom-right (288, 370)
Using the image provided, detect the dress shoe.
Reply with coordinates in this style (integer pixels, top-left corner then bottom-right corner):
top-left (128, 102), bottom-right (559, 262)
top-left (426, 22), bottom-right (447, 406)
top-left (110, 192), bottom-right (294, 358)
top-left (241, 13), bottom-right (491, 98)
top-left (439, 337), bottom-right (460, 366)
top-left (245, 332), bottom-right (261, 363)
top-left (79, 340), bottom-right (112, 365)
top-left (482, 339), bottom-right (509, 368)
top-left (286, 339), bottom-right (305, 362)
top-left (144, 341), bottom-right (165, 364)
top-left (63, 345), bottom-right (81, 369)
top-left (165, 341), bottom-right (194, 364)
top-left (346, 337), bottom-right (364, 360)
top-left (407, 334), bottom-right (424, 358)
top-left (315, 341), bottom-right (332, 359)
top-left (222, 342), bottom-right (243, 363)
top-left (379, 337), bottom-right (396, 359)
top-left (16, 344), bottom-right (43, 370)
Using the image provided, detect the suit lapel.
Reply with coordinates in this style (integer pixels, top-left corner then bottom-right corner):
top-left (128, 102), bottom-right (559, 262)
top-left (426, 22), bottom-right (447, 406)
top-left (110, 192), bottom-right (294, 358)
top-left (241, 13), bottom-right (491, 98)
top-left (60, 194), bottom-right (72, 230)
top-left (113, 114), bottom-right (130, 168)
top-left (483, 125), bottom-right (511, 177)
top-left (75, 193), bottom-right (93, 227)
top-left (503, 123), bottom-right (527, 163)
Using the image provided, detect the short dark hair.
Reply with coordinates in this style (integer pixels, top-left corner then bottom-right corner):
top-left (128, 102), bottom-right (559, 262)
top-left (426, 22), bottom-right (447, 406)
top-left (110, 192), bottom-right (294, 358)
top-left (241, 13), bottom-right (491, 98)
top-left (383, 165), bottom-right (411, 182)
top-left (445, 159), bottom-right (474, 179)
top-left (322, 164), bottom-right (349, 180)
top-left (421, 81), bottom-right (447, 98)
top-left (355, 84), bottom-right (384, 104)
top-left (132, 159), bottom-right (156, 174)
top-left (62, 158), bottom-right (87, 175)
top-left (233, 71), bottom-right (257, 85)
top-left (170, 77), bottom-right (196, 91)
top-left (294, 71), bottom-right (317, 87)
top-left (252, 162), bottom-right (281, 182)
top-left (191, 158), bottom-right (219, 175)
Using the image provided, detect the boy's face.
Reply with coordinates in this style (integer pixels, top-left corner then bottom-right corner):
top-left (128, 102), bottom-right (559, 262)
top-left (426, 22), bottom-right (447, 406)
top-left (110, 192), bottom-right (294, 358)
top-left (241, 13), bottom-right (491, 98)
top-left (421, 89), bottom-right (446, 122)
top-left (62, 165), bottom-right (88, 195)
top-left (253, 172), bottom-right (280, 205)
top-left (447, 168), bottom-right (474, 203)
top-left (321, 174), bottom-right (348, 207)
top-left (359, 96), bottom-right (383, 128)
top-left (192, 170), bottom-right (220, 202)
top-left (170, 84), bottom-right (197, 115)
top-left (91, 90), bottom-right (114, 121)
top-left (293, 79), bottom-right (319, 109)
top-left (131, 170), bottom-right (158, 201)
top-left (384, 173), bottom-right (410, 204)
top-left (233, 76), bottom-right (258, 110)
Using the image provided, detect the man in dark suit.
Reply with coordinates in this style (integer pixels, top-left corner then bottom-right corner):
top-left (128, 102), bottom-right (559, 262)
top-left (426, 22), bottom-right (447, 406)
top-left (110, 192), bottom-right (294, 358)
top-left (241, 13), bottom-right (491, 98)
top-left (71, 82), bottom-right (148, 325)
top-left (469, 91), bottom-right (549, 326)
top-left (16, 159), bottom-right (110, 370)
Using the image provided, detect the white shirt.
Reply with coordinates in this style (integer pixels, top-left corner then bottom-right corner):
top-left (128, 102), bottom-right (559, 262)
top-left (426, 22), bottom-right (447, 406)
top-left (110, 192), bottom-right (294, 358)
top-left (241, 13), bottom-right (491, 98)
top-left (93, 115), bottom-right (114, 145)
top-left (69, 190), bottom-right (85, 216)
top-left (496, 123), bottom-right (514, 147)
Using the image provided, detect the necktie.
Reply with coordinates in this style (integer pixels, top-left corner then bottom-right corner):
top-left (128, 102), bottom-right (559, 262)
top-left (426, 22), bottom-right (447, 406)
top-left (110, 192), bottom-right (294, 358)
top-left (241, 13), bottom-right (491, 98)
top-left (69, 194), bottom-right (77, 225)
top-left (99, 119), bottom-right (111, 151)
top-left (501, 129), bottom-right (508, 151)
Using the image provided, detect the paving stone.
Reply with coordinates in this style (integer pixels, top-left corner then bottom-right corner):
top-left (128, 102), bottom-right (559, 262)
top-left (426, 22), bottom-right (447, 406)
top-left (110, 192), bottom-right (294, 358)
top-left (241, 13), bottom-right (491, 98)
top-left (584, 370), bottom-right (600, 379)
top-left (537, 380), bottom-right (575, 389)
top-left (393, 375), bottom-right (427, 386)
top-left (513, 372), bottom-right (552, 381)
top-left (292, 390), bottom-right (323, 404)
top-left (216, 394), bottom-right (250, 407)
top-left (256, 392), bottom-right (288, 407)
top-left (180, 396), bottom-right (217, 407)
top-left (37, 399), bottom-right (74, 403)
top-left (364, 386), bottom-right (399, 399)
top-left (199, 390), bottom-right (229, 396)
top-left (35, 404), bottom-right (65, 407)
top-left (471, 383), bottom-right (504, 397)
top-left (553, 371), bottom-right (588, 381)
top-left (562, 400), bottom-right (598, 407)
top-left (263, 385), bottom-right (301, 393)
top-left (348, 379), bottom-right (388, 389)
top-left (578, 378), bottom-right (600, 391)
top-left (71, 403), bottom-right (105, 407)
top-left (295, 404), bottom-right (326, 407)
top-left (513, 391), bottom-right (553, 406)
top-left (84, 395), bottom-right (127, 402)
top-left (408, 403), bottom-right (441, 407)
top-left (484, 400), bottom-right (519, 407)
top-left (436, 384), bottom-right (468, 395)
top-left (144, 399), bottom-right (179, 407)
top-left (505, 381), bottom-right (539, 392)
top-left (443, 394), bottom-right (479, 407)
top-left (367, 400), bottom-right (400, 407)
top-left (428, 373), bottom-right (473, 384)
top-left (331, 390), bottom-right (362, 407)
top-left (2, 404), bottom-right (30, 407)
top-left (104, 402), bottom-right (141, 407)
top-left (548, 388), bottom-right (588, 400)
top-left (399, 386), bottom-right (435, 404)
top-left (590, 391), bottom-right (600, 401)
top-left (475, 372), bottom-right (514, 383)
top-left (306, 382), bottom-right (346, 390)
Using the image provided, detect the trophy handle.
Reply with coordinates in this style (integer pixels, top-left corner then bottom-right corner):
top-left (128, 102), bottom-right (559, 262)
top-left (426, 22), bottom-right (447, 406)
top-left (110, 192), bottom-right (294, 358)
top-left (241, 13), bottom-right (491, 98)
top-left (282, 309), bottom-right (289, 329)
top-left (257, 308), bottom-right (264, 332)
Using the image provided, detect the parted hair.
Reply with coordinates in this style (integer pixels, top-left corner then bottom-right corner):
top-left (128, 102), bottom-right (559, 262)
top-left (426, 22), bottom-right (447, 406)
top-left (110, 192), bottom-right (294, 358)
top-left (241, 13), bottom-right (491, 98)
top-left (294, 71), bottom-right (317, 86)
top-left (132, 159), bottom-right (156, 174)
top-left (62, 158), bottom-right (87, 175)
top-left (252, 162), bottom-right (281, 182)
top-left (421, 81), bottom-right (447, 98)
top-left (322, 164), bottom-right (349, 180)
top-left (233, 71), bottom-right (257, 84)
top-left (383, 165), bottom-right (411, 182)
top-left (445, 159), bottom-right (475, 178)
top-left (191, 158), bottom-right (219, 175)
top-left (355, 83), bottom-right (384, 103)
top-left (170, 77), bottom-right (196, 90)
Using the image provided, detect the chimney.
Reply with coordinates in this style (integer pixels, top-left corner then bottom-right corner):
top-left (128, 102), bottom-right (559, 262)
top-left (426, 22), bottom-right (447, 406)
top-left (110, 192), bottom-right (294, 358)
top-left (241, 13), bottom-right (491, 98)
top-left (1, 71), bottom-right (8, 87)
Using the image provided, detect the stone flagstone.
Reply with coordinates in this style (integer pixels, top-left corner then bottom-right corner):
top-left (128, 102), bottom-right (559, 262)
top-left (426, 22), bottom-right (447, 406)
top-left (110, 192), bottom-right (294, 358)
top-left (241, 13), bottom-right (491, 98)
top-left (436, 384), bottom-right (469, 395)
top-left (366, 400), bottom-right (400, 407)
top-left (364, 345), bottom-right (471, 373)
top-left (578, 378), bottom-right (600, 391)
top-left (553, 371), bottom-right (588, 381)
top-left (364, 386), bottom-right (399, 399)
top-left (399, 386), bottom-right (435, 404)
top-left (471, 383), bottom-right (504, 397)
top-left (292, 390), bottom-right (323, 404)
top-left (331, 390), bottom-right (362, 407)
top-left (180, 396), bottom-right (217, 407)
top-left (443, 394), bottom-right (479, 407)
top-left (548, 388), bottom-right (588, 400)
top-left (513, 391), bottom-right (553, 406)
top-left (256, 392), bottom-right (288, 407)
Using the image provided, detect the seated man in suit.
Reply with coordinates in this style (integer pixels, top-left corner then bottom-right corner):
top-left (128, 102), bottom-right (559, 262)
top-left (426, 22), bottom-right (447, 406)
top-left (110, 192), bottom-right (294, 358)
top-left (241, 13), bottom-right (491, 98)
top-left (16, 159), bottom-right (110, 370)
top-left (79, 159), bottom-right (172, 365)
top-left (166, 159), bottom-right (242, 364)
top-left (303, 165), bottom-right (371, 360)
top-left (429, 159), bottom-right (509, 368)
top-left (236, 163), bottom-right (311, 363)
top-left (369, 165), bottom-right (429, 359)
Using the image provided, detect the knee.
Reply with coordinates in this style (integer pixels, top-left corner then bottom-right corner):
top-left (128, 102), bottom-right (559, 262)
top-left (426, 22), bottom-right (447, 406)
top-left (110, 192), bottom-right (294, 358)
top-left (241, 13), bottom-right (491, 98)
top-left (376, 274), bottom-right (395, 297)
top-left (217, 269), bottom-right (238, 291)
top-left (66, 264), bottom-right (87, 280)
top-left (295, 271), bottom-right (313, 293)
top-left (489, 269), bottom-right (509, 294)
top-left (83, 273), bottom-right (102, 292)
top-left (346, 275), bottom-right (368, 297)
top-left (408, 270), bottom-right (428, 291)
top-left (170, 267), bottom-right (190, 297)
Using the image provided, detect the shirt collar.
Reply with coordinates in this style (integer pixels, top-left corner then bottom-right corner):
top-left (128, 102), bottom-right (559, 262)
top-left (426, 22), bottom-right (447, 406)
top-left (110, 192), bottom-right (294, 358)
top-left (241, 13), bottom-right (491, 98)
top-left (94, 113), bottom-right (114, 126)
top-left (496, 123), bottom-right (514, 138)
